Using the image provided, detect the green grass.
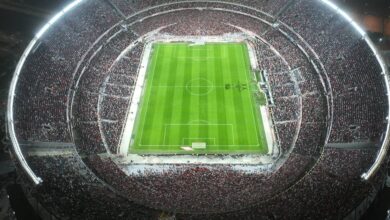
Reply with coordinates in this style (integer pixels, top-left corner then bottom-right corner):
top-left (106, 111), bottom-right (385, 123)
top-left (129, 42), bottom-right (268, 154)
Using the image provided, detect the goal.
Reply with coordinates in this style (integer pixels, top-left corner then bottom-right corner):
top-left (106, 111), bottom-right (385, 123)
top-left (192, 142), bottom-right (207, 150)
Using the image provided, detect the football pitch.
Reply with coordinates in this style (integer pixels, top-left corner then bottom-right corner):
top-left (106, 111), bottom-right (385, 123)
top-left (129, 42), bottom-right (268, 154)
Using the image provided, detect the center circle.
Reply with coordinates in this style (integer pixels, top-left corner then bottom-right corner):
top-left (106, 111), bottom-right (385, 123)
top-left (186, 77), bottom-right (214, 96)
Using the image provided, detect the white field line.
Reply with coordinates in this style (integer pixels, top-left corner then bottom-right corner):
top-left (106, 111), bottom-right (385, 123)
top-left (119, 43), bottom-right (153, 155)
top-left (246, 42), bottom-right (275, 155)
top-left (140, 123), bottom-right (260, 147)
top-left (182, 138), bottom-right (216, 145)
top-left (242, 45), bottom-right (264, 149)
top-left (246, 41), bottom-right (259, 69)
top-left (135, 45), bottom-right (161, 154)
top-left (136, 45), bottom-right (262, 148)
top-left (122, 39), bottom-right (269, 156)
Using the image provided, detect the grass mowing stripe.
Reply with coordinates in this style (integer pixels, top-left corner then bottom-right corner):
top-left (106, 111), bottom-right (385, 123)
top-left (131, 42), bottom-right (268, 154)
top-left (238, 44), bottom-right (256, 146)
top-left (162, 45), bottom-right (179, 148)
top-left (220, 44), bottom-right (235, 146)
top-left (190, 44), bottom-right (200, 141)
top-left (228, 44), bottom-right (249, 147)
top-left (242, 44), bottom-right (263, 147)
top-left (206, 44), bottom-right (219, 146)
top-left (199, 45), bottom-right (208, 143)
top-left (138, 45), bottom-right (162, 146)
top-left (169, 44), bottom-right (187, 147)
top-left (242, 43), bottom-right (266, 151)
top-left (152, 45), bottom-right (174, 146)
top-left (214, 44), bottom-right (230, 146)
top-left (132, 46), bottom-right (155, 148)
top-left (178, 44), bottom-right (191, 146)
top-left (244, 44), bottom-right (268, 152)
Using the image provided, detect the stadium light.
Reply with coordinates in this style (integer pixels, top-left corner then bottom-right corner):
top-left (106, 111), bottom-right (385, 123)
top-left (7, 0), bottom-right (85, 185)
top-left (320, 0), bottom-right (390, 181)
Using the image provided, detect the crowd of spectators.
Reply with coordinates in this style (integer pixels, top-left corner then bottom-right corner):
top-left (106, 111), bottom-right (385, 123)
top-left (275, 121), bottom-right (298, 152)
top-left (273, 97), bottom-right (299, 122)
top-left (111, 0), bottom-right (291, 18)
top-left (25, 153), bottom-right (158, 219)
top-left (86, 153), bottom-right (316, 213)
top-left (13, 0), bottom-right (123, 143)
top-left (71, 23), bottom-right (145, 154)
top-left (20, 149), bottom-right (384, 219)
top-left (327, 41), bottom-right (388, 143)
top-left (9, 0), bottom-right (389, 219)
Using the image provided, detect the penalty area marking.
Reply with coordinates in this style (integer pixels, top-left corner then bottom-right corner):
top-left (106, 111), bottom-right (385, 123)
top-left (162, 124), bottom-right (234, 146)
top-left (137, 123), bottom-right (261, 147)
top-left (183, 138), bottom-right (216, 146)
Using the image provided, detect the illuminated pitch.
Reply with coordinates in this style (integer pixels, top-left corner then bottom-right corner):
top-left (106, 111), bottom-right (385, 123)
top-left (128, 42), bottom-right (269, 154)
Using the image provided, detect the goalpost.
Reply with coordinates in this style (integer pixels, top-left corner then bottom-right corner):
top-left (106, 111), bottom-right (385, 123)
top-left (192, 142), bottom-right (207, 149)
top-left (181, 142), bottom-right (207, 151)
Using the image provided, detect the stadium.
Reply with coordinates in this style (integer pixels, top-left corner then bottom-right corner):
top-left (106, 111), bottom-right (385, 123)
top-left (6, 0), bottom-right (390, 219)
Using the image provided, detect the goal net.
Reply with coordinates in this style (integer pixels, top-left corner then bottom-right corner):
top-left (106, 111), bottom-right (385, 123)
top-left (192, 142), bottom-right (207, 149)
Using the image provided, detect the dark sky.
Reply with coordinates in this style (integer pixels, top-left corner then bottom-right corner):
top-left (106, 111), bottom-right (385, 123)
top-left (336, 0), bottom-right (390, 16)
